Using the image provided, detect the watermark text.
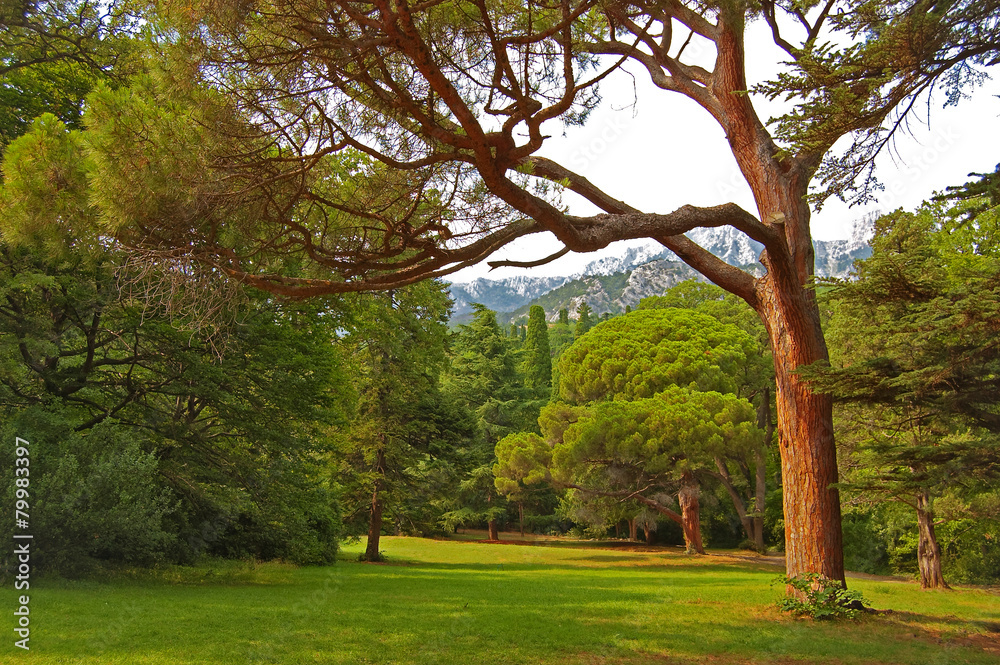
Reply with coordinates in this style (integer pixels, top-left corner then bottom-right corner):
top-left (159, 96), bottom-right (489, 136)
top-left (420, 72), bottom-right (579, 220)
top-left (13, 437), bottom-right (32, 651)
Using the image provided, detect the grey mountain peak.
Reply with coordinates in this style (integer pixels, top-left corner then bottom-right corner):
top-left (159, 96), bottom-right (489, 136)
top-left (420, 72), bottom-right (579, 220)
top-left (448, 223), bottom-right (872, 321)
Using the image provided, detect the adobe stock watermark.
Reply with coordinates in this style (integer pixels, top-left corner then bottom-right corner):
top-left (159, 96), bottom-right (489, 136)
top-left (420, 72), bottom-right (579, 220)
top-left (12, 436), bottom-right (32, 651)
top-left (568, 113), bottom-right (634, 174)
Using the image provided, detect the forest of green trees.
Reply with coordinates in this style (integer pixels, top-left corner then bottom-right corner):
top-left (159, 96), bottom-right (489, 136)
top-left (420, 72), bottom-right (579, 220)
top-left (1, 0), bottom-right (998, 605)
top-left (2, 187), bottom-right (998, 586)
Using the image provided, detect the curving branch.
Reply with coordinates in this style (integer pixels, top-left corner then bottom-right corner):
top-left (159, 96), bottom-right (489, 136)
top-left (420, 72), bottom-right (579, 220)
top-left (488, 247), bottom-right (571, 269)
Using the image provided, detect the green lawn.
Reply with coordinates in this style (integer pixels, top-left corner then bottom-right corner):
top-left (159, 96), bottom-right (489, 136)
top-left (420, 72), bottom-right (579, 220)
top-left (2, 535), bottom-right (998, 664)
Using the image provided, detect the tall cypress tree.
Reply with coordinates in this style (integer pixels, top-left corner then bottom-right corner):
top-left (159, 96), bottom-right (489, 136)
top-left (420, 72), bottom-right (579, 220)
top-left (522, 305), bottom-right (552, 392)
top-left (574, 302), bottom-right (593, 339)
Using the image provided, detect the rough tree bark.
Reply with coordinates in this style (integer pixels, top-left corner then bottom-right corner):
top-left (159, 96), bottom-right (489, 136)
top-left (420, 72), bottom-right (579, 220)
top-left (628, 518), bottom-right (638, 542)
top-left (709, 14), bottom-right (843, 584)
top-left (916, 492), bottom-right (949, 589)
top-left (678, 471), bottom-right (705, 555)
top-left (755, 273), bottom-right (844, 583)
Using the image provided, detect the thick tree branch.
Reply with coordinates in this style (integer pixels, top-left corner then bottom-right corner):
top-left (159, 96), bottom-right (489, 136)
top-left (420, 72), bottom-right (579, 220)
top-left (488, 247), bottom-right (570, 269)
top-left (520, 155), bottom-right (762, 303)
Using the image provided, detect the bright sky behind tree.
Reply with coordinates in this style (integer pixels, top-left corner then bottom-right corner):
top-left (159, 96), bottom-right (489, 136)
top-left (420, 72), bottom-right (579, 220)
top-left (456, 21), bottom-right (1000, 281)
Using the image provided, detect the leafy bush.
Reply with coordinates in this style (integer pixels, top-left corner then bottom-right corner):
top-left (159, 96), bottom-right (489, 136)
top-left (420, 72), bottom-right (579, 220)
top-left (522, 514), bottom-right (574, 535)
top-left (776, 574), bottom-right (870, 620)
top-left (942, 518), bottom-right (1000, 585)
top-left (1, 410), bottom-right (176, 575)
top-left (203, 483), bottom-right (342, 566)
top-left (842, 509), bottom-right (891, 575)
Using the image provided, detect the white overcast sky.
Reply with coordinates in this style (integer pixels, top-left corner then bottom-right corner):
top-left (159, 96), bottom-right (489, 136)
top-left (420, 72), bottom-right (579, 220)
top-left (453, 21), bottom-right (1000, 282)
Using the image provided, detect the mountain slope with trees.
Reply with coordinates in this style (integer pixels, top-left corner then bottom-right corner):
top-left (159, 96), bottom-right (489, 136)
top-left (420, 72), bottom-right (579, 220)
top-left (451, 223), bottom-right (874, 323)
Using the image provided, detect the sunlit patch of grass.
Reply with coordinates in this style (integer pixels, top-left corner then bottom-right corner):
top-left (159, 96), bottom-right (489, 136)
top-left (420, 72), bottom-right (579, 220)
top-left (1, 536), bottom-right (996, 664)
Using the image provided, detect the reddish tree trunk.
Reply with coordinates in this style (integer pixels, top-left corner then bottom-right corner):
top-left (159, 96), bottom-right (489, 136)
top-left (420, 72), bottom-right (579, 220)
top-left (678, 471), bottom-right (705, 554)
top-left (365, 447), bottom-right (386, 562)
top-left (916, 492), bottom-right (949, 590)
top-left (710, 11), bottom-right (846, 587)
top-left (488, 519), bottom-right (499, 541)
top-left (628, 518), bottom-right (638, 542)
top-left (644, 524), bottom-right (653, 545)
top-left (518, 502), bottom-right (524, 537)
top-left (755, 271), bottom-right (845, 585)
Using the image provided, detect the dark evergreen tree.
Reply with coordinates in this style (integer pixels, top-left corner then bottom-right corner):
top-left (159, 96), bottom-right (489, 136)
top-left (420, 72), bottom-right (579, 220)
top-left (808, 190), bottom-right (1000, 588)
top-left (443, 305), bottom-right (538, 539)
top-left (337, 283), bottom-right (455, 561)
top-left (522, 305), bottom-right (552, 393)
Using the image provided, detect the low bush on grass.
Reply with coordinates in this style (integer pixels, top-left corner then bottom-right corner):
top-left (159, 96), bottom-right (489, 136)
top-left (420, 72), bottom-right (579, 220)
top-left (777, 573), bottom-right (871, 620)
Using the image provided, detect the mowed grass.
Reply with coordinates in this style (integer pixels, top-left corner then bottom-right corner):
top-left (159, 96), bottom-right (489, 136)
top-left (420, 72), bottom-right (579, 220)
top-left (2, 535), bottom-right (998, 664)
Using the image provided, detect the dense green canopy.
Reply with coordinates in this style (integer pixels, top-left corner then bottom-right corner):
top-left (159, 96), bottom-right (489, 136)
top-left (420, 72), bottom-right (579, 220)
top-left (557, 309), bottom-right (759, 403)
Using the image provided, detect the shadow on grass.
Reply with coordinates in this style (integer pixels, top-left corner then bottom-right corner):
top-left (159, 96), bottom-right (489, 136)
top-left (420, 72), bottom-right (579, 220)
top-left (886, 610), bottom-right (1000, 633)
top-left (345, 556), bottom-right (778, 581)
top-left (16, 539), bottom-right (1000, 665)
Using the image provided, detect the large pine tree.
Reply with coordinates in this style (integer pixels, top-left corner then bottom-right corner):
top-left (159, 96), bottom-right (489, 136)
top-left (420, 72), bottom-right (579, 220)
top-left (67, 0), bottom-right (1000, 587)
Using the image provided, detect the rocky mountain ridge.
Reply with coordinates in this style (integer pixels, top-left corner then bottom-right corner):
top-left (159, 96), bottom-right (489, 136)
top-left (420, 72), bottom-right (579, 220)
top-left (448, 222), bottom-right (873, 323)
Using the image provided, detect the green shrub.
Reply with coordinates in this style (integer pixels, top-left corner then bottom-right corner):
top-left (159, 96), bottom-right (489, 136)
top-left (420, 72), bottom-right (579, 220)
top-left (776, 574), bottom-right (870, 620)
top-left (1, 410), bottom-right (176, 575)
top-left (942, 519), bottom-right (1000, 585)
top-left (522, 514), bottom-right (573, 535)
